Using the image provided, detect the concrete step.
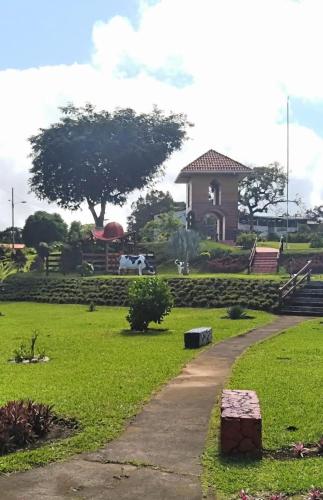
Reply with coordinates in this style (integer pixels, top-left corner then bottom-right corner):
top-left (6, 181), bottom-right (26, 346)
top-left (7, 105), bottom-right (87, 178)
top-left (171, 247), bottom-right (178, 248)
top-left (294, 291), bottom-right (323, 298)
top-left (280, 305), bottom-right (323, 316)
top-left (288, 298), bottom-right (323, 307)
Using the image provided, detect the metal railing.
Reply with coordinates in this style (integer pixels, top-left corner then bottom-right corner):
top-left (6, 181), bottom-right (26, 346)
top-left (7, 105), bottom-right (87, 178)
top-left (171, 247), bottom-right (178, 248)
top-left (248, 237), bottom-right (257, 274)
top-left (279, 260), bottom-right (312, 305)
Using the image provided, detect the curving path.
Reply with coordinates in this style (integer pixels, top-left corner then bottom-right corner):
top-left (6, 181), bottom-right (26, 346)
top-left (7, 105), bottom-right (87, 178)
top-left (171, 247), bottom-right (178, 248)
top-left (0, 315), bottom-right (307, 500)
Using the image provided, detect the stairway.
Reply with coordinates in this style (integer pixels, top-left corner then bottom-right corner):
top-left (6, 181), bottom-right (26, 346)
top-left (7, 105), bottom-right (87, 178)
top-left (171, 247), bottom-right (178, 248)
top-left (251, 249), bottom-right (278, 274)
top-left (280, 281), bottom-right (323, 316)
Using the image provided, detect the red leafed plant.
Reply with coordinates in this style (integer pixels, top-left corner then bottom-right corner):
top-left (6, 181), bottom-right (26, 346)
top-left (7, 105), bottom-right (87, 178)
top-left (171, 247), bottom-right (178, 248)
top-left (308, 488), bottom-right (323, 500)
top-left (291, 442), bottom-right (309, 458)
top-left (239, 490), bottom-right (250, 500)
top-left (0, 400), bottom-right (55, 454)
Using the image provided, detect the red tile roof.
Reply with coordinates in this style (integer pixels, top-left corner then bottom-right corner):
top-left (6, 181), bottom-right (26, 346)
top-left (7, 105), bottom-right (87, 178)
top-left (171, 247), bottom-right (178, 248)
top-left (175, 149), bottom-right (251, 182)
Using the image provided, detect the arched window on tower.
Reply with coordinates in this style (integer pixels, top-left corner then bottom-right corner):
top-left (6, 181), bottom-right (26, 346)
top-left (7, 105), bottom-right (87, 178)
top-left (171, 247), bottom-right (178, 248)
top-left (208, 180), bottom-right (221, 206)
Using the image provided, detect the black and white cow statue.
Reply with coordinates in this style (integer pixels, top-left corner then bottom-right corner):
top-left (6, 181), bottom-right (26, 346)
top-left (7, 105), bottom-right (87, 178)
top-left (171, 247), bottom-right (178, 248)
top-left (175, 259), bottom-right (189, 275)
top-left (118, 255), bottom-right (155, 276)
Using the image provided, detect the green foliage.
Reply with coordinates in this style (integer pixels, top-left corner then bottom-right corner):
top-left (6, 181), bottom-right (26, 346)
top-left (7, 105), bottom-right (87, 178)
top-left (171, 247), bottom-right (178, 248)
top-left (0, 400), bottom-right (55, 454)
top-left (168, 229), bottom-right (201, 272)
top-left (127, 189), bottom-right (185, 234)
top-left (88, 301), bottom-right (96, 312)
top-left (127, 277), bottom-right (173, 331)
top-left (288, 224), bottom-right (312, 243)
top-left (0, 260), bottom-right (17, 283)
top-left (0, 275), bottom-right (281, 311)
top-left (22, 211), bottom-right (67, 248)
top-left (59, 244), bottom-right (82, 274)
top-left (309, 234), bottom-right (323, 248)
top-left (76, 262), bottom-right (94, 277)
top-left (239, 163), bottom-right (288, 230)
top-left (0, 227), bottom-right (23, 244)
top-left (12, 331), bottom-right (46, 363)
top-left (226, 305), bottom-right (247, 319)
top-left (67, 221), bottom-right (83, 244)
top-left (236, 232), bottom-right (257, 249)
top-left (140, 212), bottom-right (183, 242)
top-left (29, 104), bottom-right (190, 227)
top-left (266, 232), bottom-right (281, 242)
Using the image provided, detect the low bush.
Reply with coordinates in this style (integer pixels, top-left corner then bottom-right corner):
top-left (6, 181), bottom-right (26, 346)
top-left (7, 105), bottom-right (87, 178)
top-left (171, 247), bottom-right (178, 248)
top-left (227, 305), bottom-right (247, 319)
top-left (76, 262), bottom-right (94, 277)
top-left (236, 232), bottom-right (257, 249)
top-left (127, 277), bottom-right (173, 331)
top-left (0, 400), bottom-right (55, 454)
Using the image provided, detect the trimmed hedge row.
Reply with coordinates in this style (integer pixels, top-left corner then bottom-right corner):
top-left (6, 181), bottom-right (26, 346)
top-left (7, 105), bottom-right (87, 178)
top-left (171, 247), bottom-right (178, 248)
top-left (0, 276), bottom-right (280, 311)
top-left (279, 252), bottom-right (323, 273)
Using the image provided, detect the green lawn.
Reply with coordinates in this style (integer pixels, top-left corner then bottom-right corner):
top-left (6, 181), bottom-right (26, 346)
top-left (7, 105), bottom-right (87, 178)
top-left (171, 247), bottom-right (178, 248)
top-left (203, 318), bottom-right (323, 497)
top-left (259, 241), bottom-right (323, 253)
top-left (0, 303), bottom-right (273, 473)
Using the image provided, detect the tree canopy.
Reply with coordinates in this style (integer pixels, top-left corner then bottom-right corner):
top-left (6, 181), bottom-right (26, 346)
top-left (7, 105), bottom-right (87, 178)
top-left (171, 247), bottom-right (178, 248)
top-left (239, 163), bottom-right (287, 230)
top-left (305, 205), bottom-right (323, 222)
top-left (140, 212), bottom-right (183, 242)
top-left (22, 211), bottom-right (68, 248)
top-left (0, 227), bottom-right (23, 244)
top-left (29, 104), bottom-right (191, 227)
top-left (127, 189), bottom-right (185, 234)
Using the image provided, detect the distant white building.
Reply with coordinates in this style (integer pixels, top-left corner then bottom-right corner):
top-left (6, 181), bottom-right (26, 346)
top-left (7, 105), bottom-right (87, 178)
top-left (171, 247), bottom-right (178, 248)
top-left (238, 214), bottom-right (317, 236)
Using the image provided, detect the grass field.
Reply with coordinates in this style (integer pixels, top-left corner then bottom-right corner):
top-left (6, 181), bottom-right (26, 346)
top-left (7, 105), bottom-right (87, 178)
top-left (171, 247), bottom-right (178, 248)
top-left (203, 318), bottom-right (323, 497)
top-left (259, 241), bottom-right (323, 253)
top-left (0, 302), bottom-right (273, 473)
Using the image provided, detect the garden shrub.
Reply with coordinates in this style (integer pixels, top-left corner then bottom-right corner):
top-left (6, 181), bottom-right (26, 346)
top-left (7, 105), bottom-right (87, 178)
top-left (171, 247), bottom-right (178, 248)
top-left (227, 304), bottom-right (247, 319)
top-left (310, 234), bottom-right (323, 248)
top-left (76, 261), bottom-right (94, 277)
top-left (0, 400), bottom-right (55, 454)
top-left (127, 277), bottom-right (173, 331)
top-left (236, 232), bottom-right (257, 249)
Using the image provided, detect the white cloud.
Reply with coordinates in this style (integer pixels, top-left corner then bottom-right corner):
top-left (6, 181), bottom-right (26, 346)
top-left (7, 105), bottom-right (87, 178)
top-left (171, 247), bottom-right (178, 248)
top-left (1, 0), bottom-right (323, 231)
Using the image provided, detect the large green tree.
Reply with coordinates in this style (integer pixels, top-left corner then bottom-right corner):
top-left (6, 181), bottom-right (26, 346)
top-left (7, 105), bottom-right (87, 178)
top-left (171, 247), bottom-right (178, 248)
top-left (127, 189), bottom-right (185, 234)
top-left (29, 104), bottom-right (190, 228)
top-left (0, 227), bottom-right (23, 244)
top-left (22, 211), bottom-right (68, 247)
top-left (239, 163), bottom-right (287, 231)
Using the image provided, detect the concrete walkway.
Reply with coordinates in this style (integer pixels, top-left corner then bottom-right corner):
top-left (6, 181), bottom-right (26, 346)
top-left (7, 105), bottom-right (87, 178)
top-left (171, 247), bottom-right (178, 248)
top-left (0, 315), bottom-right (307, 500)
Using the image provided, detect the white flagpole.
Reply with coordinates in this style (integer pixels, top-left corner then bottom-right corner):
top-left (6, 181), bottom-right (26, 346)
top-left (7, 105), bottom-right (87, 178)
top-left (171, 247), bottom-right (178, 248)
top-left (286, 96), bottom-right (290, 249)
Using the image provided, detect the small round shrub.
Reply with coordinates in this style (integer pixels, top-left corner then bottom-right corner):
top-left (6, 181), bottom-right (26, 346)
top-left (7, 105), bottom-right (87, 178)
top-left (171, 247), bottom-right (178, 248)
top-left (227, 304), bottom-right (247, 319)
top-left (236, 232), bottom-right (257, 249)
top-left (127, 277), bottom-right (173, 332)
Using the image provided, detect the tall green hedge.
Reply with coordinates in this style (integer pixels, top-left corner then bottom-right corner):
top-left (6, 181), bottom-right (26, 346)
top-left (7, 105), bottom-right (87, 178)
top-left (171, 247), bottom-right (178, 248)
top-left (0, 276), bottom-right (280, 311)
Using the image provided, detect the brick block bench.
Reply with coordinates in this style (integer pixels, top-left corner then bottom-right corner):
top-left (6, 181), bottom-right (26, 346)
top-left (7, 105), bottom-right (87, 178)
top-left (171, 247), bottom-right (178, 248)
top-left (220, 389), bottom-right (262, 458)
top-left (184, 327), bottom-right (212, 349)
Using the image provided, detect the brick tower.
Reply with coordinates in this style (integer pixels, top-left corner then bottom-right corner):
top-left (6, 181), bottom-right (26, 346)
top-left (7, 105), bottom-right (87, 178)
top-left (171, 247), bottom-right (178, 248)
top-left (175, 149), bottom-right (250, 241)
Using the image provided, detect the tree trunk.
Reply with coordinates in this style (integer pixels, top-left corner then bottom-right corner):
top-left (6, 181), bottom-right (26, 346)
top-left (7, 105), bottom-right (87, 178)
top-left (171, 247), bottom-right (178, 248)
top-left (87, 200), bottom-right (107, 228)
top-left (248, 212), bottom-right (255, 232)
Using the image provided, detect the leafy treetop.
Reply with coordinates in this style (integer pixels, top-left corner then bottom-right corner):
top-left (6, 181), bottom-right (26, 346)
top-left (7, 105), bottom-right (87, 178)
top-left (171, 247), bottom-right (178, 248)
top-left (127, 189), bottom-right (185, 234)
top-left (29, 104), bottom-right (191, 227)
top-left (239, 163), bottom-right (287, 230)
top-left (22, 211), bottom-right (68, 248)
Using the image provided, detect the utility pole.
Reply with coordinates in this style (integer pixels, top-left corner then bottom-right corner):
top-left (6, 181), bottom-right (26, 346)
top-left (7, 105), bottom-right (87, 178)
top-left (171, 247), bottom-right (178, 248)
top-left (9, 188), bottom-right (26, 253)
top-left (11, 188), bottom-right (15, 252)
top-left (286, 96), bottom-right (290, 249)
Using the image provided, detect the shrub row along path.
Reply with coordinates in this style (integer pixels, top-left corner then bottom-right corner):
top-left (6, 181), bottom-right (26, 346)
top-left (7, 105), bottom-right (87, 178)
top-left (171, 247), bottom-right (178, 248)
top-left (0, 315), bottom-right (308, 500)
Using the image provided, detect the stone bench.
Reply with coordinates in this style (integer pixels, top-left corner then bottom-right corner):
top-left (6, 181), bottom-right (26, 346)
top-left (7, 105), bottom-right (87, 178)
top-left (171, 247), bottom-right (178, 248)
top-left (184, 327), bottom-right (212, 349)
top-left (220, 389), bottom-right (262, 458)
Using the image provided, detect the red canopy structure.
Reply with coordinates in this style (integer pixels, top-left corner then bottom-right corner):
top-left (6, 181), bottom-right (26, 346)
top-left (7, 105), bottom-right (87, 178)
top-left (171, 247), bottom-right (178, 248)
top-left (92, 222), bottom-right (125, 242)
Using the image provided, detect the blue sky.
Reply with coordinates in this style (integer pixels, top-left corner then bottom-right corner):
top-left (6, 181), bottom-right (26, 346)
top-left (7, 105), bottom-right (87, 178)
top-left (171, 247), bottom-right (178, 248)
top-left (1, 0), bottom-right (323, 229)
top-left (0, 0), bottom-right (139, 69)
